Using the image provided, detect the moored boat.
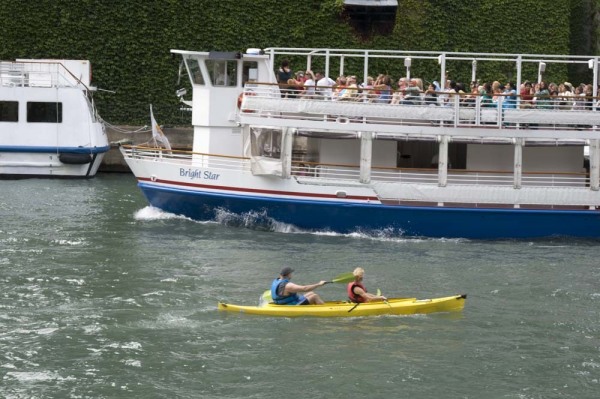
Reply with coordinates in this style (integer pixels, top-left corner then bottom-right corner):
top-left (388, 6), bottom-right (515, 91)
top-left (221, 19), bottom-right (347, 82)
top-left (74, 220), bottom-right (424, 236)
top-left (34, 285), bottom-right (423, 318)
top-left (121, 47), bottom-right (600, 239)
top-left (217, 294), bottom-right (467, 317)
top-left (0, 59), bottom-right (109, 178)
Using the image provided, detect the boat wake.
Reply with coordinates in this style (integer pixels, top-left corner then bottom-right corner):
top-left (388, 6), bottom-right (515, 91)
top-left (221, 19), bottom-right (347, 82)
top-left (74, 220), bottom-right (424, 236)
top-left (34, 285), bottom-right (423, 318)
top-left (133, 206), bottom-right (462, 243)
top-left (133, 206), bottom-right (196, 222)
top-left (210, 208), bottom-right (461, 243)
top-left (213, 208), bottom-right (303, 233)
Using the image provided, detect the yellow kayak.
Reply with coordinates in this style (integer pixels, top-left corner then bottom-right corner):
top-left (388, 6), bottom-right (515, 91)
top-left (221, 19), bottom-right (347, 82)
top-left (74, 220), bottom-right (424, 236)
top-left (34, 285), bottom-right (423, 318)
top-left (217, 294), bottom-right (466, 317)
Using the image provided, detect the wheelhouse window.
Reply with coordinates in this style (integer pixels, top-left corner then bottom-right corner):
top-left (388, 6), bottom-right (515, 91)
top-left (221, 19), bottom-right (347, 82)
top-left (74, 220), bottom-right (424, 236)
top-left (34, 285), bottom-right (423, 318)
top-left (242, 61), bottom-right (258, 85)
top-left (206, 60), bottom-right (237, 87)
top-left (27, 102), bottom-right (62, 123)
top-left (0, 101), bottom-right (18, 122)
top-left (186, 58), bottom-right (205, 85)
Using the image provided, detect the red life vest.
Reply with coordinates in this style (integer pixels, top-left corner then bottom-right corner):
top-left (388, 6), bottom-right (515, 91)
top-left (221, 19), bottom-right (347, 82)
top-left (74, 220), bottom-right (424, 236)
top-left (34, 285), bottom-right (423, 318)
top-left (347, 281), bottom-right (367, 303)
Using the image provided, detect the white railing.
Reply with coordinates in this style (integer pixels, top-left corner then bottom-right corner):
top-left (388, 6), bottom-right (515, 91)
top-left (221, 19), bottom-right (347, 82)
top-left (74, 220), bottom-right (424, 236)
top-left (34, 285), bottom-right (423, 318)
top-left (123, 146), bottom-right (252, 171)
top-left (240, 84), bottom-right (600, 135)
top-left (124, 147), bottom-right (589, 189)
top-left (0, 61), bottom-right (86, 89)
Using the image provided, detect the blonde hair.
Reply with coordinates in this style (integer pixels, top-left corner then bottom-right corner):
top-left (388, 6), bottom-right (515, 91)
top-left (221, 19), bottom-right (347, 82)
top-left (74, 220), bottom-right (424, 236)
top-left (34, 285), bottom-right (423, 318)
top-left (353, 267), bottom-right (364, 278)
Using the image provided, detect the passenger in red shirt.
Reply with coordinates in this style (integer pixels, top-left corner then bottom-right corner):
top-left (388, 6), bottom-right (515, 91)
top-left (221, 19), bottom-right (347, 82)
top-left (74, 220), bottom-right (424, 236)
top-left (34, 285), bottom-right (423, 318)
top-left (520, 81), bottom-right (534, 108)
top-left (347, 267), bottom-right (387, 303)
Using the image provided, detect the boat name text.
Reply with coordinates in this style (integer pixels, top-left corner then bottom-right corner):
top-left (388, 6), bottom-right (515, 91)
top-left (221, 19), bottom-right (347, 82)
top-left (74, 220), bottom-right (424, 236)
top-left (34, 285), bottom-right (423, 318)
top-left (180, 168), bottom-right (220, 180)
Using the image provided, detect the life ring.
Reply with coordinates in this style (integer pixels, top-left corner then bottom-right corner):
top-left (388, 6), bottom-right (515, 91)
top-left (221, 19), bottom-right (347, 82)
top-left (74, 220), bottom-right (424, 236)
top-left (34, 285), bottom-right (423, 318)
top-left (237, 91), bottom-right (256, 113)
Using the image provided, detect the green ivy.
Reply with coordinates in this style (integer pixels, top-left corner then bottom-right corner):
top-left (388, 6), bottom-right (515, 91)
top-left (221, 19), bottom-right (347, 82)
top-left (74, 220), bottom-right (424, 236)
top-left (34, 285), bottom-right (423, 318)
top-left (0, 0), bottom-right (594, 125)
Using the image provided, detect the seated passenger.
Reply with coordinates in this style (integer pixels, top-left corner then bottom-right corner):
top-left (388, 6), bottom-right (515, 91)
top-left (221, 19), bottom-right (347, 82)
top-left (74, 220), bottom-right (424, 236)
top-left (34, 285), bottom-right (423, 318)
top-left (359, 76), bottom-right (375, 102)
top-left (480, 82), bottom-right (494, 107)
top-left (316, 72), bottom-right (336, 100)
top-left (303, 70), bottom-right (317, 98)
top-left (534, 81), bottom-right (551, 109)
top-left (400, 78), bottom-right (422, 105)
top-left (333, 75), bottom-right (347, 100)
top-left (271, 267), bottom-right (326, 305)
top-left (373, 74), bottom-right (392, 103)
top-left (520, 81), bottom-right (534, 108)
top-left (347, 267), bottom-right (387, 303)
top-left (286, 71), bottom-right (305, 98)
top-left (424, 82), bottom-right (438, 105)
top-left (337, 75), bottom-right (359, 101)
top-left (391, 77), bottom-right (408, 104)
top-left (502, 82), bottom-right (517, 109)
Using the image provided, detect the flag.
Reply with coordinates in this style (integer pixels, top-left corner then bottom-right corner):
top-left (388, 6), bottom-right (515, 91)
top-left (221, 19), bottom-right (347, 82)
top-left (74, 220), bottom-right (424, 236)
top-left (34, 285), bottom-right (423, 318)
top-left (150, 105), bottom-right (171, 150)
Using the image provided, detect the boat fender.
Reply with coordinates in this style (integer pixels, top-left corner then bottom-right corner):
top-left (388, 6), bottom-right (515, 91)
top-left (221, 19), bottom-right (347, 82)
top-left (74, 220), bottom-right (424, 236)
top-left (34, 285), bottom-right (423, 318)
top-left (58, 153), bottom-right (92, 165)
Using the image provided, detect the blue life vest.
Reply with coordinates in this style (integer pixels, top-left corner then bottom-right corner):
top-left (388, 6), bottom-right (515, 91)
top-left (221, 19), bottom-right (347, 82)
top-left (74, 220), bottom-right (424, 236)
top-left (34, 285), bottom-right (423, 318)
top-left (271, 278), bottom-right (301, 305)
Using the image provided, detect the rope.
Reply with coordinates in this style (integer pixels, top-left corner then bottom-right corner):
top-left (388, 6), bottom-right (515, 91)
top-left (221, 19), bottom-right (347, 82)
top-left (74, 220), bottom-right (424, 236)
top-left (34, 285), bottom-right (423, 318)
top-left (100, 119), bottom-right (152, 134)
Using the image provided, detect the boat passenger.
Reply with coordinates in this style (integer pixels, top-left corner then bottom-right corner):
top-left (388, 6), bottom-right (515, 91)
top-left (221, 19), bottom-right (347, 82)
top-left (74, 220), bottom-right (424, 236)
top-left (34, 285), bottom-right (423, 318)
top-left (277, 60), bottom-right (293, 98)
top-left (373, 74), bottom-right (392, 103)
top-left (424, 82), bottom-right (438, 105)
top-left (316, 72), bottom-right (336, 100)
top-left (520, 81), bottom-right (534, 108)
top-left (271, 267), bottom-right (326, 305)
top-left (347, 267), bottom-right (387, 303)
top-left (303, 70), bottom-right (317, 98)
top-left (502, 82), bottom-right (517, 109)
top-left (534, 81), bottom-right (551, 109)
top-left (400, 78), bottom-right (422, 105)
top-left (337, 75), bottom-right (359, 101)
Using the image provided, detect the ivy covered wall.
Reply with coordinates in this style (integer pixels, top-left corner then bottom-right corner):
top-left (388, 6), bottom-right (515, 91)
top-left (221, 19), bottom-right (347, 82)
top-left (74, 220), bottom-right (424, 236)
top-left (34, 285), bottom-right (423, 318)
top-left (0, 0), bottom-right (595, 125)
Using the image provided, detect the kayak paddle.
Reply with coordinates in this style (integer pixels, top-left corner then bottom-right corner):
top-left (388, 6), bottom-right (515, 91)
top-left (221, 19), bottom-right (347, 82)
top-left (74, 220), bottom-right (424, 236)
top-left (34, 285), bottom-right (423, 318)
top-left (325, 272), bottom-right (355, 284)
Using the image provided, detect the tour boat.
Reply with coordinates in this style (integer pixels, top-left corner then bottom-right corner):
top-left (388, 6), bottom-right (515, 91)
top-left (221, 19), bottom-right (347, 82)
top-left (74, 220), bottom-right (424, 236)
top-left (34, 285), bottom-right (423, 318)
top-left (0, 59), bottom-right (108, 177)
top-left (121, 47), bottom-right (600, 239)
top-left (217, 294), bottom-right (467, 318)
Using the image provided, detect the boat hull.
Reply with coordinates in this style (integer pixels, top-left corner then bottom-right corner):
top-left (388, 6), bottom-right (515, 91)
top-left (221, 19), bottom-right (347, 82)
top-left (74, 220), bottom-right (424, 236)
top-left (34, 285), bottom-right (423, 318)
top-left (217, 294), bottom-right (467, 317)
top-left (0, 147), bottom-right (108, 178)
top-left (138, 182), bottom-right (600, 239)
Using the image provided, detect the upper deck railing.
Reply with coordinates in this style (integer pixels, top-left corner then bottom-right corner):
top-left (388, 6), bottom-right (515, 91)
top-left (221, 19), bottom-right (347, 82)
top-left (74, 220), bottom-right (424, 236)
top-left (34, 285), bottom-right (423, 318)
top-left (263, 47), bottom-right (599, 99)
top-left (0, 60), bottom-right (90, 90)
top-left (240, 84), bottom-right (600, 141)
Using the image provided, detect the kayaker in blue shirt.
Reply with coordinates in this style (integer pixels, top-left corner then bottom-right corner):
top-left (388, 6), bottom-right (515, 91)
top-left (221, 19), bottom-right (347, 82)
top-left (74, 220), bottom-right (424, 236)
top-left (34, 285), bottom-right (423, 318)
top-left (271, 267), bottom-right (326, 305)
top-left (347, 267), bottom-right (387, 303)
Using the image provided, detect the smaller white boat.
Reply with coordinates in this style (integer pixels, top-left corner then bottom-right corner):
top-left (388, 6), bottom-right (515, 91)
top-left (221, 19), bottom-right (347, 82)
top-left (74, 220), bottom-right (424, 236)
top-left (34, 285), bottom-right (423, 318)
top-left (0, 59), bottom-right (108, 178)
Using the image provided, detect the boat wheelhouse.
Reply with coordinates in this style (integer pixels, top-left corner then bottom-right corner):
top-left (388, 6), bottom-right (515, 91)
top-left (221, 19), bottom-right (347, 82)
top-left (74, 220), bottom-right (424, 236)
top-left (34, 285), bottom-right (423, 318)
top-left (121, 48), bottom-right (600, 239)
top-left (0, 59), bottom-right (108, 178)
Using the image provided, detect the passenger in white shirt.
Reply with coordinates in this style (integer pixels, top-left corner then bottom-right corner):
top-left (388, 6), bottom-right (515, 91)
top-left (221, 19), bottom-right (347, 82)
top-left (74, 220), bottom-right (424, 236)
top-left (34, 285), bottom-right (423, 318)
top-left (315, 71), bottom-right (336, 100)
top-left (303, 70), bottom-right (317, 98)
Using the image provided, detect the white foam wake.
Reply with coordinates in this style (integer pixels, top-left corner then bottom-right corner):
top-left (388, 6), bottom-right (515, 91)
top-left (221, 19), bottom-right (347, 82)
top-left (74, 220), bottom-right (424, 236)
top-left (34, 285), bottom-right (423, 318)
top-left (133, 206), bottom-right (190, 221)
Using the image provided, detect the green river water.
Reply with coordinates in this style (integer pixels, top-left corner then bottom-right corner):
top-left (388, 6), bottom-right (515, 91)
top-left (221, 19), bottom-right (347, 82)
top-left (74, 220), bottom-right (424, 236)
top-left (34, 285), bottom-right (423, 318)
top-left (1, 174), bottom-right (599, 398)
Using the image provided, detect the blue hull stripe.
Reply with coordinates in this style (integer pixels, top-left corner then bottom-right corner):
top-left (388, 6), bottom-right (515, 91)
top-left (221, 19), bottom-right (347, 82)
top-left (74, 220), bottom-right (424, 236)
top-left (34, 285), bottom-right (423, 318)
top-left (138, 182), bottom-right (600, 239)
top-left (0, 145), bottom-right (110, 154)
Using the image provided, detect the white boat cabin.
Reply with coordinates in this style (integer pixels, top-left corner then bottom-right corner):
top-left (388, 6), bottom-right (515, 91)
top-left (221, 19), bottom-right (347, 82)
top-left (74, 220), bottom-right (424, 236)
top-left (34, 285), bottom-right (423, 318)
top-left (0, 59), bottom-right (107, 177)
top-left (163, 48), bottom-right (600, 209)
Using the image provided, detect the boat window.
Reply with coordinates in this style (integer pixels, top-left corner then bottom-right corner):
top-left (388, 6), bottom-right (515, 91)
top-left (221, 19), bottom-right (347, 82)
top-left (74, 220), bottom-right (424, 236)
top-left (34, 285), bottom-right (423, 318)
top-left (242, 61), bottom-right (258, 85)
top-left (27, 102), bottom-right (62, 123)
top-left (206, 60), bottom-right (237, 87)
top-left (0, 101), bottom-right (18, 122)
top-left (186, 58), bottom-right (204, 85)
top-left (250, 128), bottom-right (281, 159)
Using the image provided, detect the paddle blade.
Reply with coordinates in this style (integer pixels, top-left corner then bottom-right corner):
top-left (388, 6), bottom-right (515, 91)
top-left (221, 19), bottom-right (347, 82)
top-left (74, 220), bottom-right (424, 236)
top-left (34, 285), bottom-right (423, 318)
top-left (331, 272), bottom-right (355, 284)
top-left (259, 289), bottom-right (272, 306)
